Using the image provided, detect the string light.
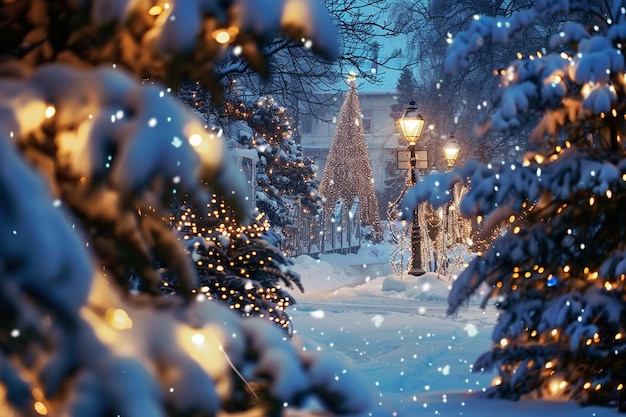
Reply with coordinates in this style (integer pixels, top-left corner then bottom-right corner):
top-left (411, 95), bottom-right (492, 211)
top-left (319, 82), bottom-right (382, 241)
top-left (104, 308), bottom-right (133, 330)
top-left (44, 105), bottom-right (55, 119)
top-left (165, 193), bottom-right (297, 333)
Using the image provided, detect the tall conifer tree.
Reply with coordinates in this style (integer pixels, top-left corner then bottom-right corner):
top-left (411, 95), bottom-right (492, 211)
top-left (320, 82), bottom-right (382, 241)
top-left (405, 0), bottom-right (626, 410)
top-left (390, 68), bottom-right (419, 122)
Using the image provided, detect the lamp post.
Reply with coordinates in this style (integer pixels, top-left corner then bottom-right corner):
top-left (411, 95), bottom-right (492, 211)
top-left (399, 101), bottom-right (425, 276)
top-left (443, 133), bottom-right (460, 170)
top-left (441, 134), bottom-right (460, 275)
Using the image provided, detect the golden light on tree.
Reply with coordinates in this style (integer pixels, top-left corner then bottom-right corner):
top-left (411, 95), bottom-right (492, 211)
top-left (0, 1), bottom-right (370, 416)
top-left (319, 82), bottom-right (382, 241)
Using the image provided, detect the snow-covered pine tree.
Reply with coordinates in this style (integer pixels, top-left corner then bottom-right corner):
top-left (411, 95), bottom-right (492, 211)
top-left (390, 68), bottom-right (419, 123)
top-left (224, 96), bottom-right (322, 230)
top-left (179, 87), bottom-right (322, 237)
top-left (155, 193), bottom-right (304, 335)
top-left (403, 0), bottom-right (626, 410)
top-left (178, 80), bottom-right (211, 120)
top-left (0, 1), bottom-right (372, 416)
top-left (320, 82), bottom-right (383, 241)
top-left (170, 88), bottom-right (320, 332)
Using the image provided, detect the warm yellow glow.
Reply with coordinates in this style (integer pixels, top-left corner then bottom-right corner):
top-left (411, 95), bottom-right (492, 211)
top-left (582, 83), bottom-right (593, 98)
top-left (616, 333), bottom-right (623, 340)
top-left (191, 332), bottom-right (205, 345)
top-left (399, 105), bottom-right (425, 145)
top-left (105, 308), bottom-right (133, 330)
top-left (589, 196), bottom-right (595, 206)
top-left (583, 382), bottom-right (592, 389)
top-left (606, 189), bottom-right (613, 199)
top-left (545, 361), bottom-right (554, 369)
top-left (551, 328), bottom-right (559, 337)
top-left (443, 139), bottom-right (460, 167)
top-left (34, 401), bottom-right (48, 415)
top-left (499, 338), bottom-right (508, 347)
top-left (618, 383), bottom-right (624, 390)
top-left (493, 376), bottom-right (503, 386)
top-left (148, 5), bottom-right (163, 15)
top-left (44, 105), bottom-right (56, 119)
top-left (177, 325), bottom-right (228, 392)
top-left (548, 378), bottom-right (568, 395)
top-left (212, 26), bottom-right (239, 44)
top-left (189, 133), bottom-right (203, 147)
top-left (213, 30), bottom-right (231, 44)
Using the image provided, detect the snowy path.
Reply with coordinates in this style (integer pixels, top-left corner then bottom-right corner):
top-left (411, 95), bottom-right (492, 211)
top-left (290, 276), bottom-right (500, 416)
top-left (291, 289), bottom-right (619, 416)
top-left (288, 251), bottom-right (621, 416)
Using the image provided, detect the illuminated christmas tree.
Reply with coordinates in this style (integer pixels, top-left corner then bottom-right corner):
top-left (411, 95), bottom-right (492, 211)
top-left (404, 0), bottom-right (626, 410)
top-left (142, 88), bottom-right (308, 332)
top-left (319, 82), bottom-right (383, 241)
top-left (153, 195), bottom-right (304, 335)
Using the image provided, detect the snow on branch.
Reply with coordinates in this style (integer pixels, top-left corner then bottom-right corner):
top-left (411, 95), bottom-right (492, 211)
top-left (444, 0), bottom-right (570, 76)
top-left (0, 62), bottom-right (253, 297)
top-left (2, 0), bottom-right (339, 93)
top-left (0, 62), bottom-right (370, 417)
top-left (0, 131), bottom-right (92, 319)
top-left (0, 1), bottom-right (374, 416)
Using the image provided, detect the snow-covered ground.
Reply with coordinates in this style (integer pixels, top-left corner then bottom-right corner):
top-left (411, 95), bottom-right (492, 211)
top-left (289, 243), bottom-right (619, 416)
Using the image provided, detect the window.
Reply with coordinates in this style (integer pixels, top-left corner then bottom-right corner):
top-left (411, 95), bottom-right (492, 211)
top-left (362, 110), bottom-right (372, 135)
top-left (300, 113), bottom-right (312, 134)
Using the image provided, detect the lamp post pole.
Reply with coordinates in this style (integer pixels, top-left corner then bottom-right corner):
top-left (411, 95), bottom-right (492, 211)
top-left (399, 101), bottom-right (426, 277)
top-left (408, 142), bottom-right (424, 276)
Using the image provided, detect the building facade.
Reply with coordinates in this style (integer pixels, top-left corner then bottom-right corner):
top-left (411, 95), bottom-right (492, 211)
top-left (300, 90), bottom-right (409, 218)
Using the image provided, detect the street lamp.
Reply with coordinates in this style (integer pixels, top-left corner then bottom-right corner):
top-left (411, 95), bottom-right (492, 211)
top-left (399, 101), bottom-right (425, 276)
top-left (443, 133), bottom-right (460, 170)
